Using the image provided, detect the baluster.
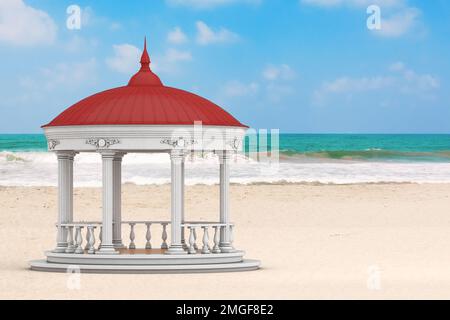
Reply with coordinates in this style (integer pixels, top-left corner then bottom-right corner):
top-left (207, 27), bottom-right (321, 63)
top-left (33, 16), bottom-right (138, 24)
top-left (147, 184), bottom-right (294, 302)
top-left (193, 227), bottom-right (198, 250)
top-left (129, 223), bottom-right (136, 249)
top-left (201, 226), bottom-right (210, 254)
top-left (87, 226), bottom-right (96, 254)
top-left (161, 223), bottom-right (168, 249)
top-left (65, 226), bottom-right (75, 253)
top-left (212, 226), bottom-right (221, 253)
top-left (74, 226), bottom-right (84, 254)
top-left (188, 227), bottom-right (197, 254)
top-left (145, 223), bottom-right (152, 249)
top-left (84, 226), bottom-right (91, 250)
top-left (182, 225), bottom-right (188, 250)
top-left (229, 224), bottom-right (235, 250)
top-left (97, 226), bottom-right (103, 250)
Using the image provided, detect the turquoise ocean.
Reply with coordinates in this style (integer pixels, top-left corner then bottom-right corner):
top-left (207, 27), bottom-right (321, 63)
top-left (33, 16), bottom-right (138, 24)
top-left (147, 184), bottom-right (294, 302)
top-left (1, 134), bottom-right (450, 186)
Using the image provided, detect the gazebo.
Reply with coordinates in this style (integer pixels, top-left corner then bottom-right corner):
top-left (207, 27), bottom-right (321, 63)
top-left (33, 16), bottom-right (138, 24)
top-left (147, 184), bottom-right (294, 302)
top-left (30, 39), bottom-right (260, 273)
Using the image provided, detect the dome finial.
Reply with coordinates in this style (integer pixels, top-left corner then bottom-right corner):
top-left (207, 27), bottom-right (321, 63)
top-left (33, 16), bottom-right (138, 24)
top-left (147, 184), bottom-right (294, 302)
top-left (128, 36), bottom-right (163, 86)
top-left (140, 36), bottom-right (151, 70)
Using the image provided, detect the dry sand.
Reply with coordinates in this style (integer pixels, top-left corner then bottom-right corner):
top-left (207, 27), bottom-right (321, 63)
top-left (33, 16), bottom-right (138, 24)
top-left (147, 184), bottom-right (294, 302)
top-left (1, 183), bottom-right (450, 299)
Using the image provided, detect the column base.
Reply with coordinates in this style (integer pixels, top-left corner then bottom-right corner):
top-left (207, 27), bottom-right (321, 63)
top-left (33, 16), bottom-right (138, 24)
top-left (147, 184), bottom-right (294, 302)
top-left (165, 245), bottom-right (186, 255)
top-left (113, 241), bottom-right (126, 249)
top-left (98, 245), bottom-right (119, 255)
top-left (53, 243), bottom-right (68, 253)
top-left (219, 243), bottom-right (235, 253)
top-left (65, 245), bottom-right (76, 254)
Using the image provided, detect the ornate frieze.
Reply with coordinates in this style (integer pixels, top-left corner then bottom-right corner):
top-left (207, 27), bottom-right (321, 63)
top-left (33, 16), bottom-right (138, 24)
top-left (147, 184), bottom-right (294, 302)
top-left (47, 139), bottom-right (60, 150)
top-left (86, 138), bottom-right (120, 149)
top-left (161, 137), bottom-right (197, 148)
top-left (228, 137), bottom-right (241, 151)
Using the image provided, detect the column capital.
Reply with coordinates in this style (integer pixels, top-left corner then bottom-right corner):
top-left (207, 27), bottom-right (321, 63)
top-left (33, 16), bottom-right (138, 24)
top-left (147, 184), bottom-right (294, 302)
top-left (55, 151), bottom-right (76, 160)
top-left (170, 149), bottom-right (186, 163)
top-left (113, 152), bottom-right (126, 161)
top-left (99, 150), bottom-right (123, 159)
top-left (217, 150), bottom-right (232, 163)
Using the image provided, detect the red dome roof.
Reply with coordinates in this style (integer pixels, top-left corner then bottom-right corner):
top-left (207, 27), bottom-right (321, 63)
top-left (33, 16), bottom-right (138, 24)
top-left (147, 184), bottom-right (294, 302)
top-left (43, 39), bottom-right (246, 128)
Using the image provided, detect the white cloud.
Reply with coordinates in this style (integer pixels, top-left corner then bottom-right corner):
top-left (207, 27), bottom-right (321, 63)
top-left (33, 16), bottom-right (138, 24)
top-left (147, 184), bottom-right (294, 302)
top-left (16, 58), bottom-right (98, 103)
top-left (389, 62), bottom-right (440, 92)
top-left (301, 0), bottom-right (405, 8)
top-left (167, 27), bottom-right (188, 44)
top-left (222, 64), bottom-right (296, 102)
top-left (63, 35), bottom-right (99, 53)
top-left (313, 62), bottom-right (439, 105)
top-left (301, 0), bottom-right (421, 38)
top-left (316, 76), bottom-right (393, 95)
top-left (165, 48), bottom-right (192, 62)
top-left (196, 21), bottom-right (240, 45)
top-left (152, 48), bottom-right (193, 75)
top-left (373, 7), bottom-right (420, 38)
top-left (0, 0), bottom-right (57, 46)
top-left (263, 64), bottom-right (296, 81)
top-left (266, 83), bottom-right (295, 103)
top-left (223, 81), bottom-right (259, 97)
top-left (106, 44), bottom-right (141, 74)
top-left (389, 61), bottom-right (406, 72)
top-left (262, 64), bottom-right (296, 102)
top-left (79, 6), bottom-right (121, 31)
top-left (106, 42), bottom-right (192, 76)
top-left (166, 0), bottom-right (261, 9)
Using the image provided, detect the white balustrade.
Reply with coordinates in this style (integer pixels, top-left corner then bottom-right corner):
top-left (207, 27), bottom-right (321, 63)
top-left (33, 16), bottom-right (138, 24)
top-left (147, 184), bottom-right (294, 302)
top-left (57, 221), bottom-right (234, 255)
top-left (182, 222), bottom-right (234, 255)
top-left (59, 222), bottom-right (102, 255)
top-left (121, 221), bottom-right (171, 250)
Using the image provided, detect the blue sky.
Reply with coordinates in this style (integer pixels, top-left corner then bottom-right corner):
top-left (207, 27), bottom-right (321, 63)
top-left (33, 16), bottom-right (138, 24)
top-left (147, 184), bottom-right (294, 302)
top-left (0, 0), bottom-right (449, 133)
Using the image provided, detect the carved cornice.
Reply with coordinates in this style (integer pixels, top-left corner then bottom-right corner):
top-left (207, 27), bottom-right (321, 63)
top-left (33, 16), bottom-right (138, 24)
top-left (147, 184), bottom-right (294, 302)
top-left (86, 138), bottom-right (120, 149)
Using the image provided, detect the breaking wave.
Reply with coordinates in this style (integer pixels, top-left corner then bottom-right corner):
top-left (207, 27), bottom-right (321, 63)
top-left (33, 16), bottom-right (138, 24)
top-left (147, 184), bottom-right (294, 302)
top-left (1, 151), bottom-right (450, 187)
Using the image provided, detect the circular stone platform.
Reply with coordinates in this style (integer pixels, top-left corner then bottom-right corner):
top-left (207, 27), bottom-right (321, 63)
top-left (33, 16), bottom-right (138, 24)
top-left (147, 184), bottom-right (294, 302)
top-left (29, 259), bottom-right (261, 274)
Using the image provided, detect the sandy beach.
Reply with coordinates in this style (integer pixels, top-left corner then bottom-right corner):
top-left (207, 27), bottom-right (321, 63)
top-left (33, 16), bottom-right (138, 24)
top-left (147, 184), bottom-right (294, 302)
top-left (1, 183), bottom-right (450, 299)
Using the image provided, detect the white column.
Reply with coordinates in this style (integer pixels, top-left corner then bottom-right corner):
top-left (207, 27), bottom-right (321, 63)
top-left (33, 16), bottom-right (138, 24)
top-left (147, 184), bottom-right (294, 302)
top-left (219, 150), bottom-right (234, 252)
top-left (112, 152), bottom-right (125, 248)
top-left (166, 150), bottom-right (185, 254)
top-left (54, 151), bottom-right (75, 253)
top-left (99, 150), bottom-right (119, 254)
top-left (181, 158), bottom-right (188, 249)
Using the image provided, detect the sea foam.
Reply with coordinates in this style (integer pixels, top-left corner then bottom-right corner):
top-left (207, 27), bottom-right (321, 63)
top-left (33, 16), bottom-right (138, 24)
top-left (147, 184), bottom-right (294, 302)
top-left (1, 151), bottom-right (450, 187)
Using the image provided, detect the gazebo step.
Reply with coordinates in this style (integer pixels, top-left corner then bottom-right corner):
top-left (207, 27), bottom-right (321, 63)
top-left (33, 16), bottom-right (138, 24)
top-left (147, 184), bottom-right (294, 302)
top-left (43, 250), bottom-right (248, 266)
top-left (29, 259), bottom-right (261, 274)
